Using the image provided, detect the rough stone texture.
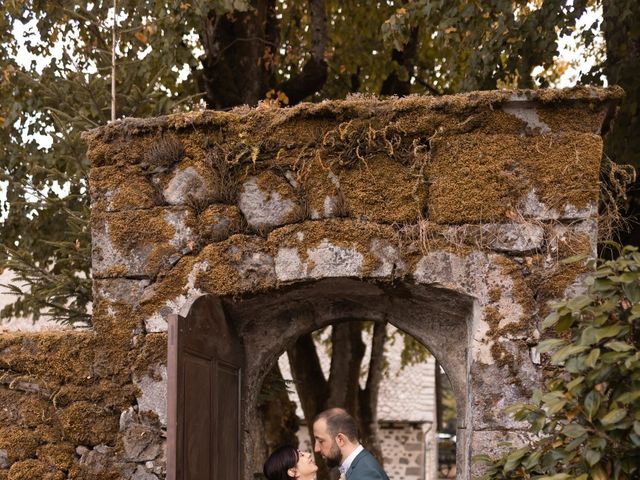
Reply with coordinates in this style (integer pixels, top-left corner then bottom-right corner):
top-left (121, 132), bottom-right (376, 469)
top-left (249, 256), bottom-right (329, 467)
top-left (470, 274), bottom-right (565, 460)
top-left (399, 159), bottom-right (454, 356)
top-left (162, 159), bottom-right (217, 206)
top-left (197, 204), bottom-right (243, 242)
top-left (0, 87), bottom-right (611, 480)
top-left (518, 189), bottom-right (598, 220)
top-left (443, 222), bottom-right (544, 253)
top-left (130, 465), bottom-right (159, 480)
top-left (92, 207), bottom-right (197, 278)
top-left (134, 366), bottom-right (168, 428)
top-left (90, 165), bottom-right (159, 212)
top-left (469, 430), bottom-right (531, 479)
top-left (0, 450), bottom-right (9, 469)
top-left (238, 171), bottom-right (301, 231)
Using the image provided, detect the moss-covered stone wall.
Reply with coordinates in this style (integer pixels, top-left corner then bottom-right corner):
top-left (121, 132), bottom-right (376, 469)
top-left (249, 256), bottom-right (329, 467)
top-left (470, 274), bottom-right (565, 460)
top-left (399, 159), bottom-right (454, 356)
top-left (0, 87), bottom-right (621, 480)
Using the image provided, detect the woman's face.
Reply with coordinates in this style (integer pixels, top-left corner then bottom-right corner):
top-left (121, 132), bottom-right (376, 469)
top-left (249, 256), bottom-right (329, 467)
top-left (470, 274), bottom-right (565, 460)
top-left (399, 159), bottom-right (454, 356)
top-left (291, 450), bottom-right (318, 478)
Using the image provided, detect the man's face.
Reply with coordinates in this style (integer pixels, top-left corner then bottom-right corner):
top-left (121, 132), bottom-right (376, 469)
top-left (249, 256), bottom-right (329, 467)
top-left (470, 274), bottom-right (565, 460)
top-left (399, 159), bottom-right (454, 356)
top-left (313, 418), bottom-right (342, 468)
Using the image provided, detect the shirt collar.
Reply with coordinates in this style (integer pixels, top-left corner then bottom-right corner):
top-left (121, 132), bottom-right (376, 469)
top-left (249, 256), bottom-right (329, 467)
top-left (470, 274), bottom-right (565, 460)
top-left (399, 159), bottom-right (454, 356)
top-left (339, 444), bottom-right (364, 474)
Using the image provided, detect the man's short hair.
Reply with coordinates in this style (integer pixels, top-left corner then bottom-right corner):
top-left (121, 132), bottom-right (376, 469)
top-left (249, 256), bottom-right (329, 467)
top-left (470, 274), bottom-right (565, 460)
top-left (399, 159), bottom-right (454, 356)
top-left (314, 408), bottom-right (358, 442)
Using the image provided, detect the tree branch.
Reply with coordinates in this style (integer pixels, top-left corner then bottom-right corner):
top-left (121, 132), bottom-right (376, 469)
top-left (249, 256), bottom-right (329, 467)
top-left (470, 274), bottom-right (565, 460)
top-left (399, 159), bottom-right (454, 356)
top-left (328, 322), bottom-right (365, 413)
top-left (287, 332), bottom-right (329, 418)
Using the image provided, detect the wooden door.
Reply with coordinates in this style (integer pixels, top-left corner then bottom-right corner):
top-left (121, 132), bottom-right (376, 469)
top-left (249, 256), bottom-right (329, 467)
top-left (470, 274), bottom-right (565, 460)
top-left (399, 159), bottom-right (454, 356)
top-left (167, 295), bottom-right (244, 480)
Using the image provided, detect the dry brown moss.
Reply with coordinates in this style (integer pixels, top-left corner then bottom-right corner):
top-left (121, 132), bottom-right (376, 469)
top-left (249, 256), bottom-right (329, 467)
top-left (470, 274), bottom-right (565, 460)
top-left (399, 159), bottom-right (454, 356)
top-left (59, 401), bottom-right (118, 447)
top-left (339, 154), bottom-right (427, 223)
top-left (198, 204), bottom-right (243, 242)
top-left (33, 424), bottom-right (62, 445)
top-left (84, 87), bottom-right (621, 169)
top-left (90, 165), bottom-right (159, 212)
top-left (0, 426), bottom-right (39, 461)
top-left (536, 104), bottom-right (608, 134)
top-left (17, 395), bottom-right (55, 428)
top-left (86, 134), bottom-right (155, 168)
top-left (132, 333), bottom-right (168, 380)
top-left (524, 133), bottom-right (602, 212)
top-left (428, 133), bottom-right (524, 223)
top-left (7, 459), bottom-right (64, 480)
top-left (36, 443), bottom-right (75, 471)
top-left (297, 153), bottom-right (351, 220)
top-left (488, 287), bottom-right (502, 303)
top-left (428, 132), bottom-right (602, 223)
top-left (100, 208), bottom-right (177, 252)
top-left (52, 379), bottom-right (137, 411)
top-left (0, 332), bottom-right (94, 385)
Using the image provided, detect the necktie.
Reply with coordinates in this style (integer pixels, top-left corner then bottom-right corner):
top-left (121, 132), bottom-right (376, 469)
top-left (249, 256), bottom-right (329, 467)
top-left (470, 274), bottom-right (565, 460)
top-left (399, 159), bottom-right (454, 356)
top-left (339, 466), bottom-right (346, 480)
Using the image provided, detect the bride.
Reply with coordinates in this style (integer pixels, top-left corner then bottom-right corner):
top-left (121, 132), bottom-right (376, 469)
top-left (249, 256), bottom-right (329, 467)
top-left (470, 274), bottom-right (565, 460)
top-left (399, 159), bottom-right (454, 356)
top-left (263, 445), bottom-right (318, 480)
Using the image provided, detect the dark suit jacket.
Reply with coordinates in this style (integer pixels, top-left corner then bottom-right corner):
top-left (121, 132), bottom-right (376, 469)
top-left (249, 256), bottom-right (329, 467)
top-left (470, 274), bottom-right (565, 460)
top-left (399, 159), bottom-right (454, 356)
top-left (346, 449), bottom-right (390, 480)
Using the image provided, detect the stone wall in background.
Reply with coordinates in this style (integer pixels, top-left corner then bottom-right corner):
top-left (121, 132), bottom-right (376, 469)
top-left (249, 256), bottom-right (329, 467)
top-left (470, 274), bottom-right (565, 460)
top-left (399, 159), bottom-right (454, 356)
top-left (0, 86), bottom-right (620, 480)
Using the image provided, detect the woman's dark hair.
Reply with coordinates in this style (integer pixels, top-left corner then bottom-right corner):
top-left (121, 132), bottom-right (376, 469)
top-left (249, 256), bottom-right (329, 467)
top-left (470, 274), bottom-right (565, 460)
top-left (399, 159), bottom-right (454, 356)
top-left (263, 445), bottom-right (299, 480)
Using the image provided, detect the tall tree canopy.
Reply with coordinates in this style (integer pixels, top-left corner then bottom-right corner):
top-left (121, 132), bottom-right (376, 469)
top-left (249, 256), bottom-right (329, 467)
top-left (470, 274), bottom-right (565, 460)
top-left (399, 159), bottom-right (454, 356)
top-left (1, 0), bottom-right (637, 323)
top-left (1, 1), bottom-right (638, 475)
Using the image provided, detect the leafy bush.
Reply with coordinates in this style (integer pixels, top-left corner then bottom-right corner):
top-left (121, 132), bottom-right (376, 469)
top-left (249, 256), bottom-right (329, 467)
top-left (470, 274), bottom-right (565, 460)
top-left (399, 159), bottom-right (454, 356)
top-left (476, 245), bottom-right (640, 480)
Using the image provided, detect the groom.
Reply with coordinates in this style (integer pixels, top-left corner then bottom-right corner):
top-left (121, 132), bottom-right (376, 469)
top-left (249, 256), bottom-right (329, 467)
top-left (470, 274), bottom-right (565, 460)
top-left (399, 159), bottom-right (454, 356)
top-left (313, 408), bottom-right (389, 480)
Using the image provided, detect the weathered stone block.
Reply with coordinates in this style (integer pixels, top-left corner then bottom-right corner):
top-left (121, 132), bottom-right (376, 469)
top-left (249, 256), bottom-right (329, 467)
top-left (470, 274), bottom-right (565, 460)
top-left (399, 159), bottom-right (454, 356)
top-left (134, 365), bottom-right (168, 428)
top-left (469, 430), bottom-right (531, 478)
top-left (428, 133), bottom-right (602, 223)
top-left (443, 222), bottom-right (544, 253)
top-left (93, 278), bottom-right (149, 307)
top-left (90, 165), bottom-right (159, 212)
top-left (121, 422), bottom-right (162, 462)
top-left (92, 207), bottom-right (197, 278)
top-left (303, 169), bottom-right (344, 220)
top-left (238, 171), bottom-right (302, 231)
top-left (162, 158), bottom-right (217, 205)
top-left (269, 220), bottom-right (400, 282)
top-left (129, 465), bottom-right (160, 480)
top-left (197, 204), bottom-right (243, 242)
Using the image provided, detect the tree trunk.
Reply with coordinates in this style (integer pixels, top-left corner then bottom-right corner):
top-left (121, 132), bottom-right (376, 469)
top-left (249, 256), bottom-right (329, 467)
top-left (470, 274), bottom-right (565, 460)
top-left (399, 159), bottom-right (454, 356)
top-left (358, 321), bottom-right (387, 464)
top-left (327, 321), bottom-right (366, 413)
top-left (258, 363), bottom-right (300, 454)
top-left (200, 0), bottom-right (328, 109)
top-left (602, 0), bottom-right (640, 247)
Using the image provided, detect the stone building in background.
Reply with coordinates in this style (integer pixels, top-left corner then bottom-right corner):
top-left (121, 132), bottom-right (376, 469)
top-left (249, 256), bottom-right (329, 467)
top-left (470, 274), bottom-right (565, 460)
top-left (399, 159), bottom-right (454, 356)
top-left (279, 327), bottom-right (438, 480)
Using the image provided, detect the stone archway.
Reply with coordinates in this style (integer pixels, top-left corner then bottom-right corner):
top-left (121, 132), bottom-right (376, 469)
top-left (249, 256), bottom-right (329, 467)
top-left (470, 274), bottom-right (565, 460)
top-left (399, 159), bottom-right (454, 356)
top-left (79, 87), bottom-right (619, 479)
top-left (223, 278), bottom-right (475, 477)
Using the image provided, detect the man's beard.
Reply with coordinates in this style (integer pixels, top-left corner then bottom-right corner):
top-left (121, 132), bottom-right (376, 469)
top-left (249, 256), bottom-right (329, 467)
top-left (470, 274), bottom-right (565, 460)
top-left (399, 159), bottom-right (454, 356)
top-left (324, 441), bottom-right (342, 468)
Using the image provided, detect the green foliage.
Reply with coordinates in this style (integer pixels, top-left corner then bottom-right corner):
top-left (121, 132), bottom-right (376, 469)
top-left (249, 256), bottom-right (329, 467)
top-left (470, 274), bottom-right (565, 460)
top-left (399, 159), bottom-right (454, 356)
top-left (381, 0), bottom-right (596, 90)
top-left (476, 245), bottom-right (640, 480)
top-left (0, 0), bottom-right (636, 326)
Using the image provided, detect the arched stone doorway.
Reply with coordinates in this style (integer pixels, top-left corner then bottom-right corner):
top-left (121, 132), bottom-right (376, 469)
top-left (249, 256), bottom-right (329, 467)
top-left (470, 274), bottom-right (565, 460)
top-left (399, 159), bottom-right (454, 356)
top-left (167, 268), bottom-right (537, 480)
top-left (80, 87), bottom-right (616, 480)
